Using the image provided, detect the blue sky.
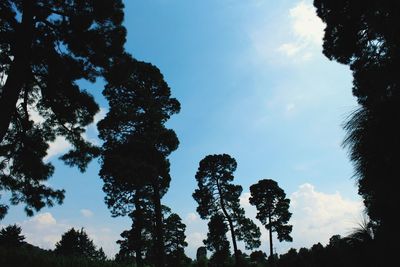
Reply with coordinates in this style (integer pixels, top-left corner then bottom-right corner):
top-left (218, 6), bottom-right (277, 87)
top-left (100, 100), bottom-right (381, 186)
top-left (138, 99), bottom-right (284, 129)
top-left (1, 0), bottom-right (364, 259)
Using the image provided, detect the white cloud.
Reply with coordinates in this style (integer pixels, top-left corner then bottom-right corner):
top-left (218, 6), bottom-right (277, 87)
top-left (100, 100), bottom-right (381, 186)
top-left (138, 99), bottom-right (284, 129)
top-left (18, 212), bottom-right (122, 258)
top-left (239, 192), bottom-right (252, 208)
top-left (30, 212), bottom-right (57, 226)
top-left (278, 43), bottom-right (303, 57)
top-left (21, 212), bottom-right (69, 249)
top-left (289, 183), bottom-right (363, 247)
top-left (80, 209), bottom-right (94, 218)
top-left (93, 107), bottom-right (107, 125)
top-left (278, 1), bottom-right (325, 60)
top-left (44, 136), bottom-right (71, 161)
top-left (235, 184), bottom-right (363, 255)
top-left (186, 232), bottom-right (206, 250)
top-left (248, 1), bottom-right (325, 64)
top-left (290, 2), bottom-right (324, 46)
top-left (186, 212), bottom-right (199, 223)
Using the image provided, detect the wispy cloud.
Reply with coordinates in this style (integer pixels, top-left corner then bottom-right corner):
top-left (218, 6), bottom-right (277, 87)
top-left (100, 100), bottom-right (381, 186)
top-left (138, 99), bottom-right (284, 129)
top-left (249, 1), bottom-right (324, 65)
top-left (185, 212), bottom-right (199, 223)
top-left (80, 209), bottom-right (94, 218)
top-left (278, 1), bottom-right (325, 61)
top-left (44, 136), bottom-right (71, 161)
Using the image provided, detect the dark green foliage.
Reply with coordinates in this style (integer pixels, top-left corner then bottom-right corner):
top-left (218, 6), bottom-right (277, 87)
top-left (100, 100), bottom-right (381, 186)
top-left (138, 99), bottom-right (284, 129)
top-left (249, 179), bottom-right (292, 258)
top-left (193, 154), bottom-right (261, 266)
top-left (98, 54), bottom-right (180, 267)
top-left (195, 246), bottom-right (208, 267)
top-left (0, 0), bottom-right (126, 219)
top-left (314, 1), bottom-right (399, 254)
top-left (276, 233), bottom-right (377, 267)
top-left (0, 224), bottom-right (25, 247)
top-left (164, 213), bottom-right (190, 267)
top-left (204, 214), bottom-right (231, 267)
top-left (55, 228), bottom-right (106, 261)
top-left (250, 250), bottom-right (268, 266)
top-left (0, 245), bottom-right (133, 267)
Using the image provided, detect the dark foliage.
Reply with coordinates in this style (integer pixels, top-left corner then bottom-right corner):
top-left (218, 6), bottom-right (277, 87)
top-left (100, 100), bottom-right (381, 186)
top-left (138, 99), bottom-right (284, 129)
top-left (98, 54), bottom-right (180, 267)
top-left (314, 1), bottom-right (399, 254)
top-left (277, 233), bottom-right (377, 267)
top-left (0, 245), bottom-right (132, 267)
top-left (249, 179), bottom-right (292, 259)
top-left (204, 214), bottom-right (231, 267)
top-left (0, 224), bottom-right (25, 247)
top-left (164, 213), bottom-right (190, 267)
top-left (193, 154), bottom-right (261, 267)
top-left (0, 0), bottom-right (126, 219)
top-left (55, 228), bottom-right (106, 261)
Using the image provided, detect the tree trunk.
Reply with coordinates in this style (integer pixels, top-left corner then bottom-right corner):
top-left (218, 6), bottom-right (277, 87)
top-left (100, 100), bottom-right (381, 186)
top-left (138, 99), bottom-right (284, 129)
top-left (216, 181), bottom-right (239, 267)
top-left (134, 196), bottom-right (144, 267)
top-left (0, 0), bottom-right (34, 143)
top-left (268, 212), bottom-right (275, 266)
top-left (152, 182), bottom-right (165, 267)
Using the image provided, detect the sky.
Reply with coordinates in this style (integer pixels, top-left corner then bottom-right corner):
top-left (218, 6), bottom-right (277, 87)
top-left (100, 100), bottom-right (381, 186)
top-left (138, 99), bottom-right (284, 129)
top-left (1, 0), bottom-right (364, 259)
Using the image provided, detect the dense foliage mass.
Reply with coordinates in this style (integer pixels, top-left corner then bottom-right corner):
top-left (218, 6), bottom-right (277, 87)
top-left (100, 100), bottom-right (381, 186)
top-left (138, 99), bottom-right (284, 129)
top-left (0, 0), bottom-right (126, 219)
top-left (249, 179), bottom-right (292, 258)
top-left (314, 0), bottom-right (398, 258)
top-left (98, 54), bottom-right (180, 267)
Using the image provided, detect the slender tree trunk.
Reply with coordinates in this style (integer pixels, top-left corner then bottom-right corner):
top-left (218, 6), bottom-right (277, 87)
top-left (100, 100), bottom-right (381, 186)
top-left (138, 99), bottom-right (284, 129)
top-left (134, 196), bottom-right (144, 267)
top-left (216, 181), bottom-right (239, 267)
top-left (152, 182), bottom-right (165, 267)
top-left (0, 0), bottom-right (34, 143)
top-left (268, 212), bottom-right (275, 266)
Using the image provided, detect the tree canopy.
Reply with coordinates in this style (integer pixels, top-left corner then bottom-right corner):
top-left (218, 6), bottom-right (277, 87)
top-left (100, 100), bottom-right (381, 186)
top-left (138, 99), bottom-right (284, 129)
top-left (203, 214), bottom-right (231, 267)
top-left (55, 228), bottom-right (106, 261)
top-left (249, 179), bottom-right (293, 258)
top-left (314, 0), bottom-right (399, 252)
top-left (0, 0), bottom-right (126, 219)
top-left (193, 154), bottom-right (261, 267)
top-left (0, 224), bottom-right (25, 248)
top-left (98, 54), bottom-right (180, 267)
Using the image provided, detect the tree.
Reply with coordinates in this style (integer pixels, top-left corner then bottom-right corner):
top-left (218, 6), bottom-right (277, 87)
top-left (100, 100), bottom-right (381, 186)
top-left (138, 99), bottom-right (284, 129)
top-left (249, 179), bottom-right (292, 260)
top-left (203, 214), bottom-right (231, 267)
top-left (193, 154), bottom-right (261, 267)
top-left (0, 224), bottom-right (25, 247)
top-left (0, 0), bottom-right (126, 219)
top-left (313, 0), bottom-right (399, 253)
top-left (249, 250), bottom-right (267, 266)
top-left (164, 213), bottom-right (191, 267)
top-left (196, 246), bottom-right (208, 267)
top-left (55, 228), bottom-right (106, 261)
top-left (98, 54), bottom-right (180, 267)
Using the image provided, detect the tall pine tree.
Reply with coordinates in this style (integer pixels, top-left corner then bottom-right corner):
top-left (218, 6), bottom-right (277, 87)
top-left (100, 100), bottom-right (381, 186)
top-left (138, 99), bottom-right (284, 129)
top-left (99, 54), bottom-right (180, 267)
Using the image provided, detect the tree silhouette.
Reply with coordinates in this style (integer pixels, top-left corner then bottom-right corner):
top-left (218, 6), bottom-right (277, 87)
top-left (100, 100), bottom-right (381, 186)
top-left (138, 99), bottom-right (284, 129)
top-left (164, 213), bottom-right (190, 267)
top-left (98, 54), bottom-right (180, 267)
top-left (249, 179), bottom-right (292, 259)
top-left (193, 154), bottom-right (261, 266)
top-left (203, 214), bottom-right (231, 267)
top-left (314, 1), bottom-right (399, 255)
top-left (115, 199), bottom-right (154, 267)
top-left (0, 224), bottom-right (25, 247)
top-left (55, 228), bottom-right (106, 261)
top-left (0, 0), bottom-right (126, 219)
